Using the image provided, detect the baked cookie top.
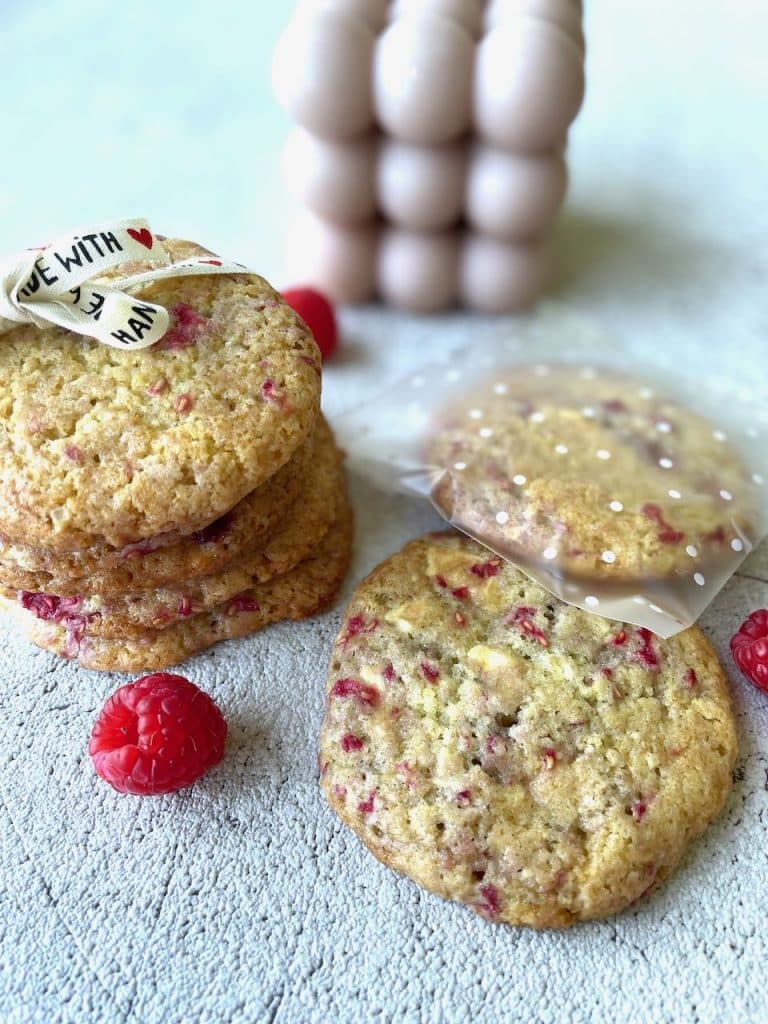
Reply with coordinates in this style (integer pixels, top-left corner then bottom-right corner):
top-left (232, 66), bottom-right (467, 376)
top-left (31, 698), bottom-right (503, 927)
top-left (0, 239), bottom-right (321, 550)
top-left (429, 365), bottom-right (755, 582)
top-left (320, 532), bottom-right (737, 928)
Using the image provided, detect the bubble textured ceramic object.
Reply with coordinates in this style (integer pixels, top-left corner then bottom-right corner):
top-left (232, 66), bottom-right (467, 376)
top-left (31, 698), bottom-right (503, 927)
top-left (377, 139), bottom-right (467, 231)
top-left (274, 0), bottom-right (585, 311)
top-left (282, 130), bottom-right (378, 225)
top-left (272, 10), bottom-right (375, 140)
top-left (377, 227), bottom-right (461, 313)
top-left (294, 0), bottom-right (391, 32)
top-left (373, 14), bottom-right (475, 145)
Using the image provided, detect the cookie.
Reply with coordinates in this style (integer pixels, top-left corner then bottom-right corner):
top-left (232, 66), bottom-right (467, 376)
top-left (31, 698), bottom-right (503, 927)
top-left (1, 493), bottom-right (353, 672)
top-left (0, 421), bottom-right (316, 595)
top-left (430, 365), bottom-right (755, 583)
top-left (7, 419), bottom-right (344, 637)
top-left (0, 238), bottom-right (321, 550)
top-left (319, 531), bottom-right (737, 928)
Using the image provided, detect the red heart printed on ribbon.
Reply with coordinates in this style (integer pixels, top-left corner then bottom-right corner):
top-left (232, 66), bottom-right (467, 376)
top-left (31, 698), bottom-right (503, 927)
top-left (200, 259), bottom-right (222, 266)
top-left (127, 227), bottom-right (153, 250)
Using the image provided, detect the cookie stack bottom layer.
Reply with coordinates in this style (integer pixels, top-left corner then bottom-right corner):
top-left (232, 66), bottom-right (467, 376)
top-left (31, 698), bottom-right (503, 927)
top-left (0, 417), bottom-right (354, 671)
top-left (1, 497), bottom-right (353, 672)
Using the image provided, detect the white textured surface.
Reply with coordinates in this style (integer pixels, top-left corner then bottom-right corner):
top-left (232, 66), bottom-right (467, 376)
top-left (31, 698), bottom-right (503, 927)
top-left (1, 3), bottom-right (767, 1023)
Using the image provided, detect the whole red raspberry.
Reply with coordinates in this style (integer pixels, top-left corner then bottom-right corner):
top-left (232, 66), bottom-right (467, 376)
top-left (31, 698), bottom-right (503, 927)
top-left (282, 286), bottom-right (338, 360)
top-left (89, 673), bottom-right (227, 795)
top-left (730, 609), bottom-right (768, 693)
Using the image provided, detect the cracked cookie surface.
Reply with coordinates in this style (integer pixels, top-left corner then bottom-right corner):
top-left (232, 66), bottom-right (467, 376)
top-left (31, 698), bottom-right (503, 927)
top-left (429, 366), bottom-right (755, 583)
top-left (320, 531), bottom-right (737, 928)
top-left (0, 239), bottom-right (321, 549)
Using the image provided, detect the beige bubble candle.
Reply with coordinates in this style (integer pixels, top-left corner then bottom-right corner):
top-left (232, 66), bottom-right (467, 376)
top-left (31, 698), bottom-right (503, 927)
top-left (273, 0), bottom-right (585, 312)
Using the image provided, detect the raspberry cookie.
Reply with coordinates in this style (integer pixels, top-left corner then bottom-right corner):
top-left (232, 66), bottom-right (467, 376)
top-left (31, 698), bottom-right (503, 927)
top-left (0, 239), bottom-right (321, 550)
top-left (3, 495), bottom-right (353, 672)
top-left (319, 532), bottom-right (737, 928)
top-left (6, 418), bottom-right (344, 638)
top-left (0, 423), bottom-right (314, 595)
top-left (430, 365), bottom-right (755, 584)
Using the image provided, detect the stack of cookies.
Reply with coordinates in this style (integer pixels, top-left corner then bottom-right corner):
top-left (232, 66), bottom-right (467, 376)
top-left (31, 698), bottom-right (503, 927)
top-left (0, 239), bottom-right (353, 672)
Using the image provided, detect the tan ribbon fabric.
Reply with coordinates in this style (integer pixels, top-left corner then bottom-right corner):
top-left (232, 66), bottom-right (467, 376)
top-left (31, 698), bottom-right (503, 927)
top-left (0, 219), bottom-right (250, 350)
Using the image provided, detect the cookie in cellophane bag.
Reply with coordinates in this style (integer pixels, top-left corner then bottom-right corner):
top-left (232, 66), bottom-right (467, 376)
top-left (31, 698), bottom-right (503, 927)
top-left (335, 312), bottom-right (768, 637)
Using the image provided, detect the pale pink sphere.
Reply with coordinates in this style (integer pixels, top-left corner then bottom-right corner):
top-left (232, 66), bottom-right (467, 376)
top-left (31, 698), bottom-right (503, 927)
top-left (294, 0), bottom-right (390, 31)
top-left (373, 14), bottom-right (474, 144)
top-left (484, 0), bottom-right (585, 49)
top-left (459, 234), bottom-right (551, 312)
top-left (377, 139), bottom-right (467, 230)
top-left (474, 19), bottom-right (585, 151)
top-left (389, 0), bottom-right (485, 36)
top-left (282, 129), bottom-right (377, 225)
top-left (272, 10), bottom-right (375, 140)
top-left (465, 147), bottom-right (567, 240)
top-left (284, 212), bottom-right (377, 304)
top-left (377, 228), bottom-right (460, 312)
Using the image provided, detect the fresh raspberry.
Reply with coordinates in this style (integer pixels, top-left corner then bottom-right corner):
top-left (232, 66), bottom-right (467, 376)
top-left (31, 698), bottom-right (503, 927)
top-left (281, 287), bottom-right (338, 360)
top-left (730, 610), bottom-right (768, 693)
top-left (89, 673), bottom-right (227, 795)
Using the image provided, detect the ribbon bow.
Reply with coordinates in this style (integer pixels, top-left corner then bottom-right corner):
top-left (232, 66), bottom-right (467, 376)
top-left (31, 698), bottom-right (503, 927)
top-left (0, 219), bottom-right (248, 350)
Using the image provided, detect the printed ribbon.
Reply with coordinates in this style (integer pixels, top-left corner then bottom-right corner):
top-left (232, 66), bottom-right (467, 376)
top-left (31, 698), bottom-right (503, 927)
top-left (0, 219), bottom-right (250, 350)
